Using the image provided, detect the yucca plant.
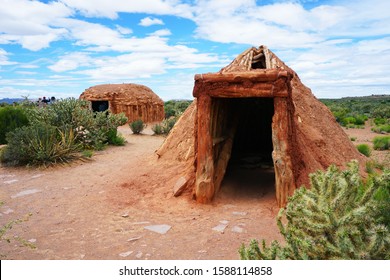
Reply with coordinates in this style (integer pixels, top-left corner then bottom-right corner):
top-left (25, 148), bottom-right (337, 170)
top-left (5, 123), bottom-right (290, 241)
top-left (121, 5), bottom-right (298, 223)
top-left (1, 124), bottom-right (81, 166)
top-left (239, 161), bottom-right (390, 260)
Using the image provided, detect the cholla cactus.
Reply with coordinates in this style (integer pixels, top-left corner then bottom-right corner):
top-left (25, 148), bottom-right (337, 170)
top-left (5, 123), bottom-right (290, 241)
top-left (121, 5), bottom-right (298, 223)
top-left (240, 161), bottom-right (390, 260)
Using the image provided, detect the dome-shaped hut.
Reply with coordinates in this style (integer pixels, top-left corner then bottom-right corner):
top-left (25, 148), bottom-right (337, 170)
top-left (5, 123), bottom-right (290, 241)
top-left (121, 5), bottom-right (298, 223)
top-left (80, 83), bottom-right (164, 123)
top-left (156, 45), bottom-right (366, 207)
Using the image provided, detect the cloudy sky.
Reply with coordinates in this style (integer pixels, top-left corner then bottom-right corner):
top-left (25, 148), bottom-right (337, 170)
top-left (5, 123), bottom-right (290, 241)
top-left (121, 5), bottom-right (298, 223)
top-left (0, 0), bottom-right (389, 100)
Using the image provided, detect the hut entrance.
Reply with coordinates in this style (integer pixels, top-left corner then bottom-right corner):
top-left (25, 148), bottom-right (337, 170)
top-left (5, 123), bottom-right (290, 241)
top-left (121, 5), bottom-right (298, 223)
top-left (91, 101), bottom-right (109, 112)
top-left (193, 69), bottom-right (294, 206)
top-left (212, 98), bottom-right (275, 200)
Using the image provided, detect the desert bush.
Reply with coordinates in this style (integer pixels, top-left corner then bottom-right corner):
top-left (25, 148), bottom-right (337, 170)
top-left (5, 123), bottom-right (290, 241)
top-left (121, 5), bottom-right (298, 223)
top-left (373, 136), bottom-right (390, 150)
top-left (1, 124), bottom-right (81, 166)
top-left (239, 161), bottom-right (390, 260)
top-left (82, 150), bottom-right (94, 158)
top-left (106, 129), bottom-right (126, 146)
top-left (152, 123), bottom-right (164, 135)
top-left (374, 118), bottom-right (387, 126)
top-left (129, 119), bottom-right (145, 134)
top-left (25, 98), bottom-right (127, 149)
top-left (356, 144), bottom-right (371, 157)
top-left (162, 117), bottom-right (176, 135)
top-left (365, 160), bottom-right (386, 174)
top-left (350, 137), bottom-right (357, 141)
top-left (0, 106), bottom-right (29, 144)
top-left (372, 124), bottom-right (390, 134)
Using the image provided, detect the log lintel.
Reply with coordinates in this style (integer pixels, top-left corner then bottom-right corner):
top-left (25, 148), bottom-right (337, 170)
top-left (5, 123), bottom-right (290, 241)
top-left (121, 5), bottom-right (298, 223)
top-left (193, 69), bottom-right (291, 98)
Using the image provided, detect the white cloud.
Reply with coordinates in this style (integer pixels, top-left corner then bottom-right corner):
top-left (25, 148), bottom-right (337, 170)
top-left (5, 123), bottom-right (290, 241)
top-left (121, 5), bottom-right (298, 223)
top-left (149, 29), bottom-right (172, 37)
top-left (0, 48), bottom-right (17, 66)
top-left (0, 0), bottom-right (72, 50)
top-left (48, 52), bottom-right (92, 72)
top-left (139, 17), bottom-right (164, 27)
top-left (59, 0), bottom-right (194, 19)
top-left (116, 25), bottom-right (132, 35)
top-left (57, 44), bottom-right (225, 81)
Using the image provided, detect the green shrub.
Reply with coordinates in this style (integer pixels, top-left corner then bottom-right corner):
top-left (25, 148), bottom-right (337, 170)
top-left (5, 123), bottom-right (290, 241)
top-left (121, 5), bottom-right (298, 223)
top-left (82, 150), bottom-right (94, 158)
top-left (356, 144), bottom-right (371, 157)
top-left (354, 115), bottom-right (367, 125)
top-left (106, 129), bottom-right (126, 146)
top-left (129, 119), bottom-right (145, 134)
top-left (374, 118), bottom-right (387, 126)
top-left (162, 117), bottom-right (176, 135)
top-left (152, 123), bottom-right (164, 135)
top-left (1, 124), bottom-right (81, 166)
top-left (373, 136), bottom-right (390, 150)
top-left (0, 106), bottom-right (29, 144)
top-left (350, 137), bottom-right (357, 141)
top-left (372, 124), bottom-right (390, 134)
top-left (25, 98), bottom-right (127, 149)
top-left (239, 161), bottom-right (390, 260)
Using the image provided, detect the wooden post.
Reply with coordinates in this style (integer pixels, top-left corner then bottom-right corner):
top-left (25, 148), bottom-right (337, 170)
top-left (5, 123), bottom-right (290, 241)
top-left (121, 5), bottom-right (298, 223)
top-left (272, 97), bottom-right (295, 207)
top-left (195, 94), bottom-right (214, 203)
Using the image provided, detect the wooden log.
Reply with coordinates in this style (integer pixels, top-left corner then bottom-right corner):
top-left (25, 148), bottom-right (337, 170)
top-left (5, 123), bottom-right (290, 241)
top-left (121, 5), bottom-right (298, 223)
top-left (272, 97), bottom-right (296, 207)
top-left (195, 94), bottom-right (215, 203)
top-left (194, 69), bottom-right (291, 84)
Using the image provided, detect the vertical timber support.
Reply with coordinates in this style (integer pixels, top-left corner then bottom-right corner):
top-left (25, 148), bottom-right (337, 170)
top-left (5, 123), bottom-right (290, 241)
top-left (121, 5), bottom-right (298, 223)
top-left (195, 94), bottom-right (215, 203)
top-left (272, 97), bottom-right (295, 207)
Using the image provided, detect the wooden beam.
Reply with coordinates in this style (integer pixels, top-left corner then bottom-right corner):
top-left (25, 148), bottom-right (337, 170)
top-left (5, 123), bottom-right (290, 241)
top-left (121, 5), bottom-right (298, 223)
top-left (195, 94), bottom-right (215, 203)
top-left (194, 69), bottom-right (292, 83)
top-left (193, 70), bottom-right (291, 98)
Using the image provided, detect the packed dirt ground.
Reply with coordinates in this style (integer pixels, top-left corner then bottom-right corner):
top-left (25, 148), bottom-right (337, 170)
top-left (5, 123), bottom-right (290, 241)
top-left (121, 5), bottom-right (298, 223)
top-left (0, 125), bottom-right (281, 260)
top-left (0, 122), bottom-right (388, 260)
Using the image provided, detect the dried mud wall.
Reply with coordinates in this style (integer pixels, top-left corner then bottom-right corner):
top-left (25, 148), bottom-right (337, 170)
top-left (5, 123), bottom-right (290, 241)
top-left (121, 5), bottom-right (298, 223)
top-left (80, 84), bottom-right (165, 123)
top-left (156, 100), bottom-right (197, 195)
top-left (288, 74), bottom-right (366, 189)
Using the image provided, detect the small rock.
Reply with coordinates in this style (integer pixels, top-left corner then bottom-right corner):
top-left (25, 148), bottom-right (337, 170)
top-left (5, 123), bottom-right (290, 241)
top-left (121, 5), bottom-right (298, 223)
top-left (135, 252), bottom-right (143, 259)
top-left (31, 174), bottom-right (43, 179)
top-left (173, 176), bottom-right (188, 197)
top-left (119, 251), bottom-right (133, 257)
top-left (4, 179), bottom-right (18, 184)
top-left (219, 220), bottom-right (229, 225)
top-left (3, 208), bottom-right (14, 214)
top-left (127, 236), bottom-right (142, 242)
top-left (198, 250), bottom-right (207, 253)
top-left (11, 189), bottom-right (41, 198)
top-left (212, 224), bottom-right (228, 233)
top-left (232, 211), bottom-right (247, 216)
top-left (28, 239), bottom-right (37, 243)
top-left (121, 213), bottom-right (129, 218)
top-left (231, 226), bottom-right (244, 233)
top-left (144, 224), bottom-right (171, 234)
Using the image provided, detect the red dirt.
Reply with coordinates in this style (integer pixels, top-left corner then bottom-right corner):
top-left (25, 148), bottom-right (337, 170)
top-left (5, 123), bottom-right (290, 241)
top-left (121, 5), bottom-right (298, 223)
top-left (0, 125), bottom-right (282, 260)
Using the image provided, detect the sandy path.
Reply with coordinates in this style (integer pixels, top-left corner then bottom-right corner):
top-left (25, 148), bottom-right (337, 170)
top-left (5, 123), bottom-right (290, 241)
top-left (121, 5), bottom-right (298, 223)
top-left (0, 125), bottom-right (281, 260)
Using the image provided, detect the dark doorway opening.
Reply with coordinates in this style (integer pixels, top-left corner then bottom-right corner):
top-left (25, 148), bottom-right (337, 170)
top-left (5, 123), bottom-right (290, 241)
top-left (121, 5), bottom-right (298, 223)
top-left (91, 101), bottom-right (109, 112)
top-left (219, 98), bottom-right (275, 200)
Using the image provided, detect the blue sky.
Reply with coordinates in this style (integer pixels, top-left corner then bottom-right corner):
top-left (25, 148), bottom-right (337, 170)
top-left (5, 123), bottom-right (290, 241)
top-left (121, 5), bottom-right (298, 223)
top-left (0, 0), bottom-right (389, 101)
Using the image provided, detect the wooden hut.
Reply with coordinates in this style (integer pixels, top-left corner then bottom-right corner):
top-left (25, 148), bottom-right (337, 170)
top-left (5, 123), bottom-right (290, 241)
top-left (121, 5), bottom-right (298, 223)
top-left (156, 45), bottom-right (366, 207)
top-left (80, 83), bottom-right (164, 123)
